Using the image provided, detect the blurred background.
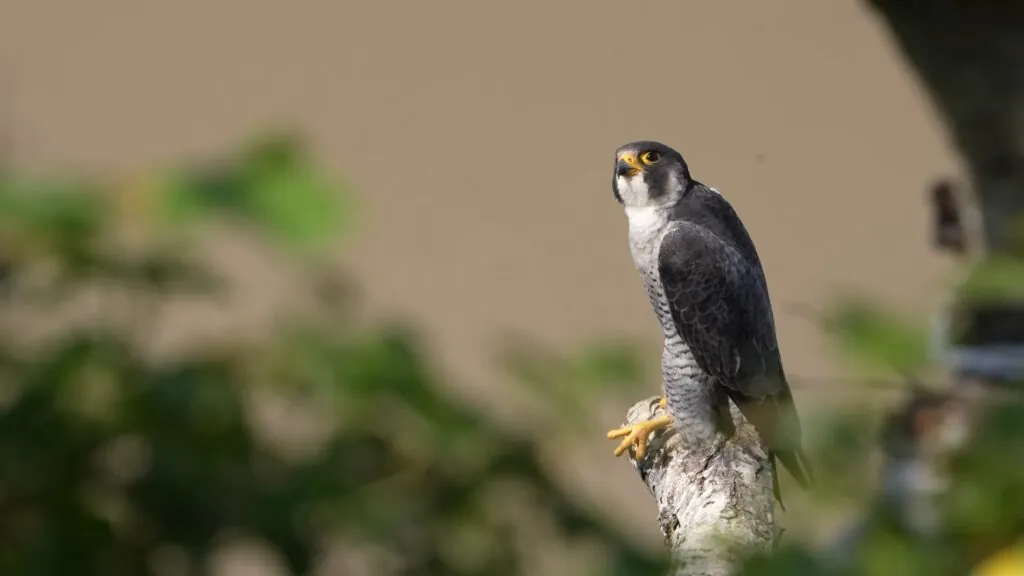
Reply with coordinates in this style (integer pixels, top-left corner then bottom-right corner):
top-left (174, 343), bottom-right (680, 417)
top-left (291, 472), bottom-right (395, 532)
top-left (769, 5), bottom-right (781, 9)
top-left (1, 1), bottom-right (1013, 575)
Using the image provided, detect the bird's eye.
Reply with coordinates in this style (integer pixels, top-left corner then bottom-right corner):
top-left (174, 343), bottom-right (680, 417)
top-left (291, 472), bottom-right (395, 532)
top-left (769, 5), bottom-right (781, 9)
top-left (640, 151), bottom-right (661, 165)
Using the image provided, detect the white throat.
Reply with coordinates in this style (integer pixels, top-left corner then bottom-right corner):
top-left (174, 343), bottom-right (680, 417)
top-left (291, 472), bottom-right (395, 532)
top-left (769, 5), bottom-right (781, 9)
top-left (617, 171), bottom-right (681, 236)
top-left (625, 205), bottom-right (669, 234)
top-left (615, 174), bottom-right (653, 207)
top-left (615, 171), bottom-right (685, 208)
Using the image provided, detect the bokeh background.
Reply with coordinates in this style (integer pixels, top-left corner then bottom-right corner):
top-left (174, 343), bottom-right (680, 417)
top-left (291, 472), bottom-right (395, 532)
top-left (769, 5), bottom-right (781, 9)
top-left (0, 2), bottom-right (993, 575)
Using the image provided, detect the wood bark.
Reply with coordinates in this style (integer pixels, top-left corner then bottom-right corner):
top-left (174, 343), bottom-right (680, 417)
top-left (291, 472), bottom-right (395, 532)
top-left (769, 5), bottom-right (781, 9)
top-left (617, 396), bottom-right (778, 576)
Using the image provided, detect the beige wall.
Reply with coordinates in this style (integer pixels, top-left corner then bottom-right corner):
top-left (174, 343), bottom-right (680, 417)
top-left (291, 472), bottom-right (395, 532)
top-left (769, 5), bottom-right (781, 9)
top-left (1, 0), bottom-right (956, 543)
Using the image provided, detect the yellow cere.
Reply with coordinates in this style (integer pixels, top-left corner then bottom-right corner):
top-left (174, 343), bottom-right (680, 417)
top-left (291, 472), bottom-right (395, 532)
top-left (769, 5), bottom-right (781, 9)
top-left (618, 152), bottom-right (643, 176)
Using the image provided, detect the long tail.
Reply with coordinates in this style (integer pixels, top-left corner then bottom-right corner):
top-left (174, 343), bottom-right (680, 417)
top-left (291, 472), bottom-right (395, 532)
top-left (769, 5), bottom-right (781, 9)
top-left (721, 384), bottom-right (813, 507)
top-left (772, 448), bottom-right (813, 510)
top-left (777, 446), bottom-right (813, 489)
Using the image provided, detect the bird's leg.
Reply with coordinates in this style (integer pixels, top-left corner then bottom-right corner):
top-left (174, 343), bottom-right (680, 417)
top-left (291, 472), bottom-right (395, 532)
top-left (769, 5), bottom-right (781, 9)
top-left (606, 396), bottom-right (673, 459)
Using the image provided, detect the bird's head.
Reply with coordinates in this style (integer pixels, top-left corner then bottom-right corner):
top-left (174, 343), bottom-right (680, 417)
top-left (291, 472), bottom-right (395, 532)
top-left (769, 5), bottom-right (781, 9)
top-left (612, 141), bottom-right (690, 209)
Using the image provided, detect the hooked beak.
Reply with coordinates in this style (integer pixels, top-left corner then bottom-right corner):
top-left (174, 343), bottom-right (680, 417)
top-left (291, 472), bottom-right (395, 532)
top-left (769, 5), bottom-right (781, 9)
top-left (616, 152), bottom-right (643, 178)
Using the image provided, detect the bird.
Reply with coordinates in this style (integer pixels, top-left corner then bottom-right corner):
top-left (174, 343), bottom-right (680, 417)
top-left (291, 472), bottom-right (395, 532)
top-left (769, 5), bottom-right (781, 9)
top-left (604, 140), bottom-right (812, 506)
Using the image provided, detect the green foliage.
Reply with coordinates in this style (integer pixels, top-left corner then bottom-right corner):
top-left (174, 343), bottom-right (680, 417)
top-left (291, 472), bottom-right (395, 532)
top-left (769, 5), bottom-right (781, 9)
top-left (2, 131), bottom-right (1022, 576)
top-left (943, 399), bottom-right (1024, 555)
top-left (955, 257), bottom-right (1024, 305)
top-left (737, 287), bottom-right (1024, 575)
top-left (0, 134), bottom-right (666, 576)
top-left (736, 397), bottom-right (1024, 576)
top-left (157, 131), bottom-right (354, 255)
top-left (801, 410), bottom-right (879, 506)
top-left (497, 334), bottom-right (647, 423)
top-left (823, 295), bottom-right (930, 375)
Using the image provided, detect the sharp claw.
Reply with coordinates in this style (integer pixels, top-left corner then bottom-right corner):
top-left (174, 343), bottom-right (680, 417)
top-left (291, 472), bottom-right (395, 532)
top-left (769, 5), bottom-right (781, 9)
top-left (614, 437), bottom-right (632, 457)
top-left (606, 415), bottom-right (672, 459)
top-left (606, 427), bottom-right (630, 440)
top-left (608, 424), bottom-right (649, 458)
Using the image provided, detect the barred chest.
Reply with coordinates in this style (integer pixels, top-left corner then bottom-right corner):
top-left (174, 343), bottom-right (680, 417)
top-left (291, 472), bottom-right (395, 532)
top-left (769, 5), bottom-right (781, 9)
top-left (626, 208), bottom-right (678, 341)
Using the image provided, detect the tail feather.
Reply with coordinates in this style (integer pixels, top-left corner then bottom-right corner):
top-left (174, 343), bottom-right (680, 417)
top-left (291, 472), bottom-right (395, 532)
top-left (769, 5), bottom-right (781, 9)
top-left (771, 448), bottom-right (812, 511)
top-left (776, 447), bottom-right (812, 489)
top-left (721, 385), bottom-right (813, 506)
top-left (770, 455), bottom-right (785, 510)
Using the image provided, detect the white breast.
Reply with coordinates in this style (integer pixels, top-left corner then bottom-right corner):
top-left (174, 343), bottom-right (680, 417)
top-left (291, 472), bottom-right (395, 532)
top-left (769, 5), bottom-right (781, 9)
top-left (625, 206), bottom-right (678, 339)
top-left (624, 201), bottom-right (713, 439)
top-left (626, 207), bottom-right (670, 274)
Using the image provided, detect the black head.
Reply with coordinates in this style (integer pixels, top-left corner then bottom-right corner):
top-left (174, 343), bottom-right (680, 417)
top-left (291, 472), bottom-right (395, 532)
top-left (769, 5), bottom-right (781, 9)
top-left (611, 140), bottom-right (690, 207)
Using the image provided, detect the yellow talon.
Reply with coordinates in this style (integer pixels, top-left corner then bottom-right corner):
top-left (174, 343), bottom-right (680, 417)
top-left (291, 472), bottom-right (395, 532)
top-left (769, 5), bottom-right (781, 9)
top-left (606, 415), bottom-right (673, 459)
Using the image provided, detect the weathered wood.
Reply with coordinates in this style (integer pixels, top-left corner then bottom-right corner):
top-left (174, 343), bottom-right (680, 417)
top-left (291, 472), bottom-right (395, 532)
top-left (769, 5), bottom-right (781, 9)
top-left (618, 396), bottom-right (777, 575)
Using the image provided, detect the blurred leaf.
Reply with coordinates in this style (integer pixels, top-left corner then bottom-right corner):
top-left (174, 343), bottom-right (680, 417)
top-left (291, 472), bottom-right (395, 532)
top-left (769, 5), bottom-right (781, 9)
top-left (155, 132), bottom-right (354, 255)
top-left (738, 544), bottom-right (827, 576)
top-left (943, 399), bottom-right (1024, 556)
top-left (569, 340), bottom-right (647, 387)
top-left (497, 335), bottom-right (646, 424)
top-left (973, 540), bottom-right (1024, 576)
top-left (156, 164), bottom-right (247, 229)
top-left (0, 175), bottom-right (106, 276)
top-left (955, 257), bottom-right (1024, 305)
top-left (825, 295), bottom-right (930, 374)
top-left (104, 247), bottom-right (227, 294)
top-left (0, 176), bottom-right (105, 239)
top-left (804, 411), bottom-right (878, 504)
top-left (242, 133), bottom-right (352, 253)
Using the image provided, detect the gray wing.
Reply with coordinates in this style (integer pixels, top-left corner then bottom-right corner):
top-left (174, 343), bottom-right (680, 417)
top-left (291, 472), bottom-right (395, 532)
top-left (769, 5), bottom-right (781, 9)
top-left (657, 222), bottom-right (782, 396)
top-left (658, 222), bottom-right (811, 489)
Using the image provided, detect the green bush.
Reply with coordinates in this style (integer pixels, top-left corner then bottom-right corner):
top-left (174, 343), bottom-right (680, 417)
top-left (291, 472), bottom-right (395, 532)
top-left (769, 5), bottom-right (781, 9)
top-left (0, 132), bottom-right (1020, 576)
top-left (0, 134), bottom-right (666, 576)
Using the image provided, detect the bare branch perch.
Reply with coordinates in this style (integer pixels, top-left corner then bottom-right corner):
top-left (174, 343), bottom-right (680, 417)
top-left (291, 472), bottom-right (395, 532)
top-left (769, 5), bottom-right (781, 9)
top-left (619, 396), bottom-right (778, 576)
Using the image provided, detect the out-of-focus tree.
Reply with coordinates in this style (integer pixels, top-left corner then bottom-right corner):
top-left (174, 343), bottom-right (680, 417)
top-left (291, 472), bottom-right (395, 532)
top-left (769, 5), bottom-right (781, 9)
top-left (0, 133), bottom-right (668, 576)
top-left (864, 2), bottom-right (1024, 382)
top-left (611, 3), bottom-right (1024, 573)
top-left (730, 294), bottom-right (1024, 575)
top-left (6, 5), bottom-right (1024, 571)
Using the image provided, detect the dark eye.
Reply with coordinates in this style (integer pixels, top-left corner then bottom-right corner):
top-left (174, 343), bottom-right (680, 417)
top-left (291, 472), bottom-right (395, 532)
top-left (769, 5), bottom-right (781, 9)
top-left (640, 151), bottom-right (661, 165)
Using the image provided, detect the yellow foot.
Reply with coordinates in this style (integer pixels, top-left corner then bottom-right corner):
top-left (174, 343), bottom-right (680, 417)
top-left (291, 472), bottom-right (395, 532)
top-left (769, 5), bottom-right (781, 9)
top-left (606, 414), bottom-right (673, 459)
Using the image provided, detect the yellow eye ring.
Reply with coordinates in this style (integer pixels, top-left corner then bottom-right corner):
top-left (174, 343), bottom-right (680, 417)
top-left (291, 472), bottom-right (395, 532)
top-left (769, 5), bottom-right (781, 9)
top-left (640, 151), bottom-right (661, 165)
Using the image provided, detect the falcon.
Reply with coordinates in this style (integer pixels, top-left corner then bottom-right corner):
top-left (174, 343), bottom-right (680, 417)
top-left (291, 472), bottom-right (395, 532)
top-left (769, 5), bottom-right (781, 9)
top-left (604, 140), bottom-right (812, 505)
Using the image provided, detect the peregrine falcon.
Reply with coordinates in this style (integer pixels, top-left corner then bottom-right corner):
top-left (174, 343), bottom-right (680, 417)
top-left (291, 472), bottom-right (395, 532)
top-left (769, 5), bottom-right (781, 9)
top-left (605, 140), bottom-right (812, 504)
